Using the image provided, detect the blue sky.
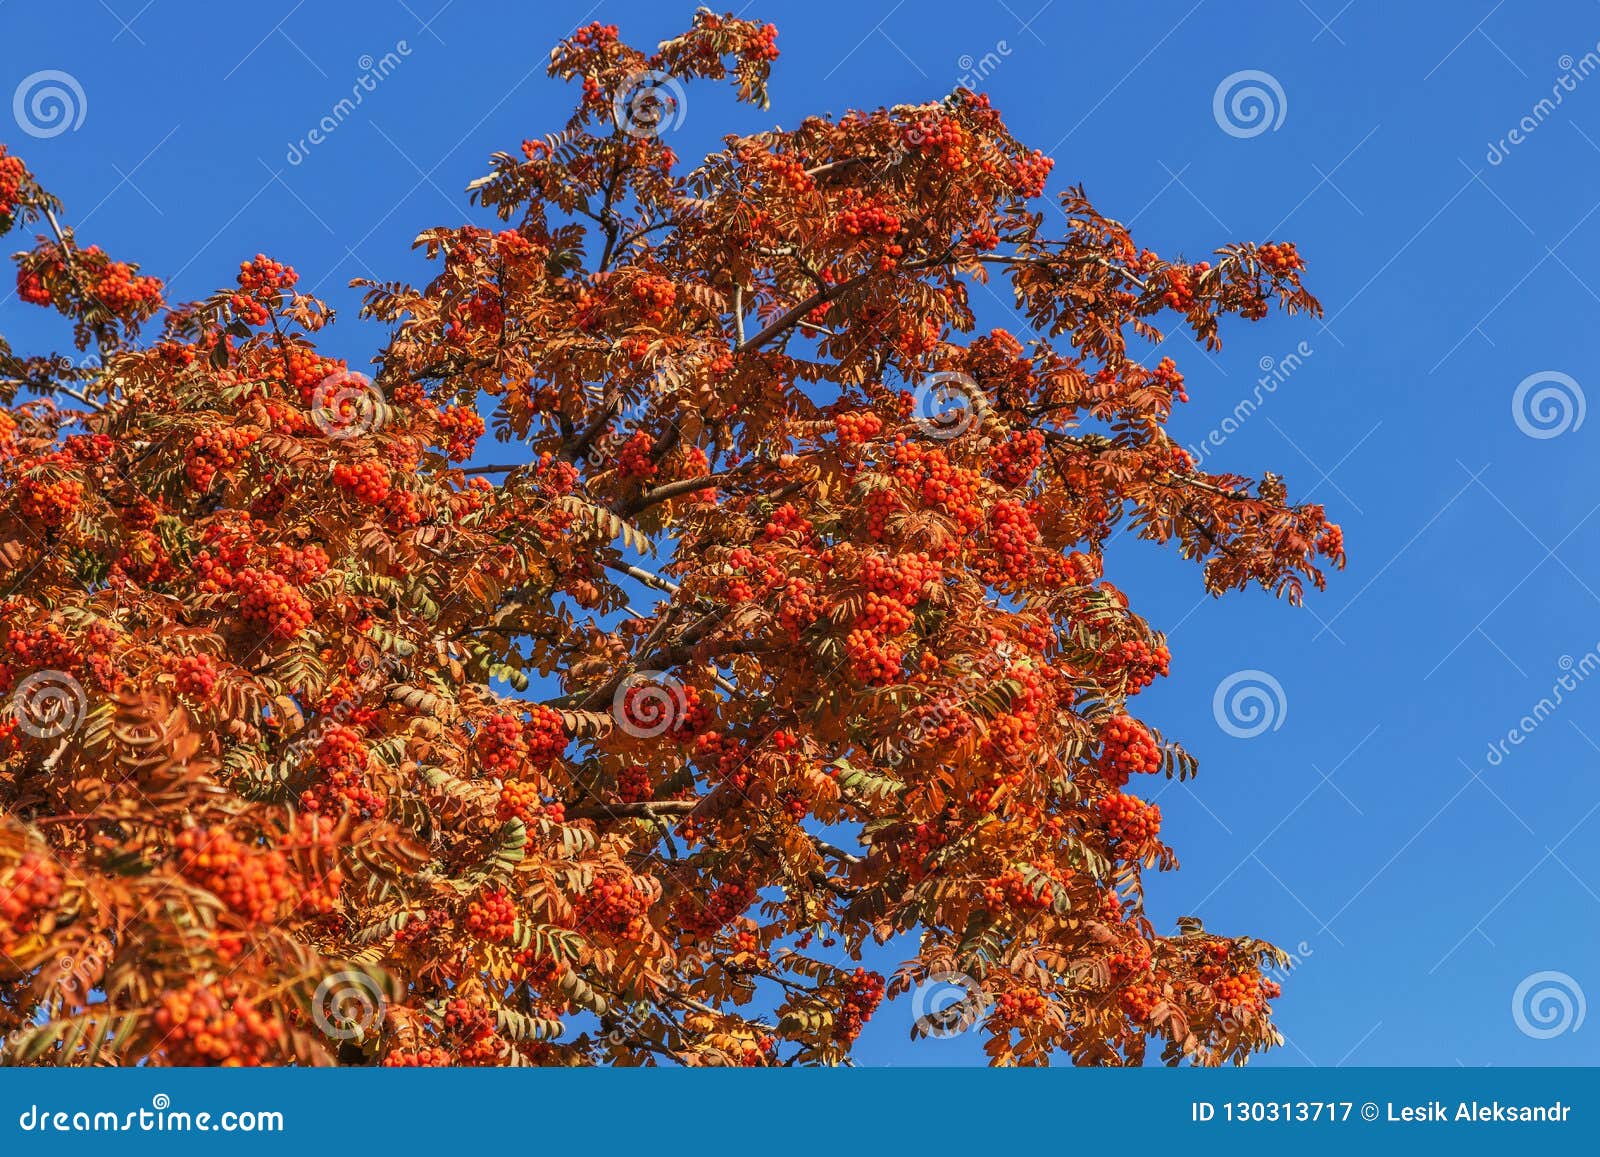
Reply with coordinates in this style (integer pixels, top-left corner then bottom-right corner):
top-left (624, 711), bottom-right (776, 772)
top-left (4, 0), bottom-right (1600, 1066)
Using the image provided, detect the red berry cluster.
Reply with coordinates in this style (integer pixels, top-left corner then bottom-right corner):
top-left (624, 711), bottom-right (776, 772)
top-left (1257, 242), bottom-right (1304, 275)
top-left (17, 474), bottom-right (83, 527)
top-left (1160, 262), bottom-right (1209, 312)
top-left (1097, 714), bottom-right (1162, 785)
top-left (302, 725), bottom-right (384, 818)
top-left (838, 202), bottom-right (901, 238)
top-left (332, 459), bottom-right (391, 504)
top-left (991, 988), bottom-right (1049, 1026)
top-left (888, 438), bottom-right (983, 533)
top-left (464, 886), bottom-right (517, 941)
top-left (1118, 981), bottom-right (1161, 1021)
top-left (740, 21), bottom-right (779, 62)
top-left (981, 867), bottom-right (1051, 915)
top-left (169, 653), bottom-right (219, 700)
top-left (184, 428), bottom-right (257, 491)
top-left (152, 983), bottom-right (285, 1066)
top-left (383, 1046), bottom-right (452, 1067)
top-left (675, 878), bottom-right (755, 939)
top-left (616, 763), bottom-right (652, 803)
top-left (834, 969), bottom-right (885, 1044)
top-left (0, 852), bottom-right (62, 939)
top-left (83, 247), bottom-right (164, 315)
top-left (628, 275), bottom-right (676, 325)
top-left (0, 148), bottom-right (28, 227)
top-left (436, 404), bottom-right (485, 462)
top-left (497, 779), bottom-right (564, 825)
top-left (979, 499), bottom-right (1040, 585)
top-left (1098, 794), bottom-right (1161, 847)
top-left (617, 431), bottom-right (657, 479)
top-left (174, 826), bottom-right (294, 924)
top-left (1107, 638), bottom-right (1171, 694)
top-left (576, 877), bottom-right (651, 940)
top-left (992, 428), bottom-right (1044, 486)
top-left (1212, 972), bottom-right (1272, 1011)
top-left (230, 254), bottom-right (298, 325)
top-left (834, 410), bottom-right (883, 445)
top-left (236, 568), bottom-right (315, 641)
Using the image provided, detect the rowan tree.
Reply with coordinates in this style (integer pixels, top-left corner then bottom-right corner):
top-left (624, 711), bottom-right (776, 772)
top-left (0, 11), bottom-right (1341, 1067)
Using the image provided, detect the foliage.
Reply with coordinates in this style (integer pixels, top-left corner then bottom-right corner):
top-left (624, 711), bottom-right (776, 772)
top-left (0, 11), bottom-right (1340, 1067)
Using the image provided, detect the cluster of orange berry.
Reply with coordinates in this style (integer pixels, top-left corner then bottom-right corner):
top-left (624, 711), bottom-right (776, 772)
top-left (888, 437), bottom-right (983, 533)
top-left (1097, 714), bottom-right (1162, 784)
top-left (463, 886), bottom-right (517, 941)
top-left (0, 148), bottom-right (28, 227)
top-left (1212, 972), bottom-right (1274, 1011)
top-left (497, 779), bottom-right (564, 825)
top-left (174, 826), bottom-right (294, 924)
top-left (1256, 242), bottom-right (1304, 275)
top-left (740, 21), bottom-right (779, 61)
top-left (16, 473), bottom-right (83, 528)
top-left (236, 568), bottom-right (315, 641)
top-left (1160, 262), bottom-right (1210, 312)
top-left (834, 409), bottom-right (883, 445)
top-left (152, 983), bottom-right (284, 1066)
top-left (991, 988), bottom-right (1049, 1026)
top-left (302, 725), bottom-right (384, 818)
top-left (0, 852), bottom-right (62, 940)
top-left (992, 428), bottom-right (1044, 487)
top-left (628, 274), bottom-right (676, 326)
top-left (184, 428), bottom-right (257, 491)
top-left (838, 202), bottom-right (901, 238)
top-left (617, 430), bottom-right (657, 479)
top-left (230, 254), bottom-right (298, 325)
top-left (675, 878), bottom-right (755, 939)
top-left (382, 1046), bottom-right (453, 1067)
top-left (833, 969), bottom-right (885, 1045)
top-left (168, 653), bottom-right (218, 699)
top-left (331, 459), bottom-right (391, 504)
top-left (576, 877), bottom-right (651, 939)
top-left (436, 403), bottom-right (485, 462)
top-left (615, 763), bottom-right (652, 803)
top-left (1118, 981), bottom-right (1162, 1021)
top-left (981, 867), bottom-right (1051, 915)
top-left (1105, 638), bottom-right (1171, 694)
top-left (1098, 794), bottom-right (1161, 847)
top-left (979, 499), bottom-right (1040, 586)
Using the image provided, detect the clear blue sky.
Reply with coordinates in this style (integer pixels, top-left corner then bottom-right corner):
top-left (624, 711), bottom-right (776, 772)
top-left (5, 0), bottom-right (1600, 1067)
